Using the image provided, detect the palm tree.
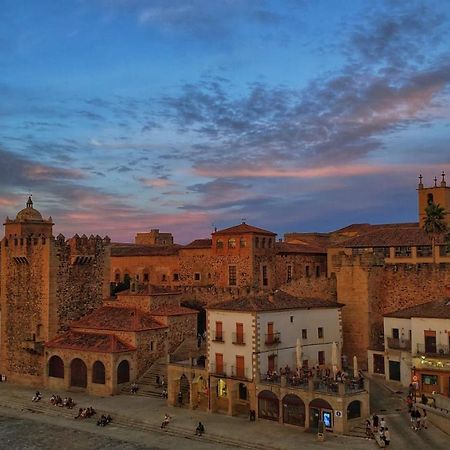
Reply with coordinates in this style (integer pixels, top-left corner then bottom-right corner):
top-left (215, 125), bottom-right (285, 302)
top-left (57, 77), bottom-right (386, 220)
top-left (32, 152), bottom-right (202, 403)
top-left (423, 202), bottom-right (447, 262)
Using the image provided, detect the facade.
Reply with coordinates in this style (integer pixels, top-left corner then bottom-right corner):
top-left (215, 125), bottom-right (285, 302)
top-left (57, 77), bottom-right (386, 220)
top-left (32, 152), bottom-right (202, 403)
top-left (369, 298), bottom-right (450, 397)
top-left (168, 291), bottom-right (369, 434)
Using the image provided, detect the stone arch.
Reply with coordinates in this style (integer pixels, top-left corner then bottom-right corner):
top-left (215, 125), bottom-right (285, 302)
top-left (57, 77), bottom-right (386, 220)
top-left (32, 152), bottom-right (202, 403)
top-left (179, 374), bottom-right (190, 405)
top-left (92, 361), bottom-right (106, 384)
top-left (48, 355), bottom-right (64, 379)
top-left (347, 400), bottom-right (361, 420)
top-left (282, 394), bottom-right (305, 426)
top-left (258, 390), bottom-right (279, 421)
top-left (117, 359), bottom-right (130, 384)
top-left (309, 398), bottom-right (333, 431)
top-left (70, 358), bottom-right (87, 388)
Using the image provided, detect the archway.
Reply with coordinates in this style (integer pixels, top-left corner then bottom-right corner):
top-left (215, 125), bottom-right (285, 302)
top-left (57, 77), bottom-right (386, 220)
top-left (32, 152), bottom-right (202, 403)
top-left (282, 394), bottom-right (305, 426)
top-left (117, 360), bottom-right (130, 384)
top-left (92, 361), bottom-right (106, 384)
top-left (309, 398), bottom-right (333, 431)
top-left (258, 390), bottom-right (279, 421)
top-left (347, 400), bottom-right (361, 420)
top-left (48, 355), bottom-right (64, 378)
top-left (180, 374), bottom-right (190, 405)
top-left (70, 358), bottom-right (87, 388)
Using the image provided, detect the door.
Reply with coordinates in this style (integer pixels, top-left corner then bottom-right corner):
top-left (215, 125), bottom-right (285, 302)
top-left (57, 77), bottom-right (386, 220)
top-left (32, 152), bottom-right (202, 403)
top-left (267, 322), bottom-right (274, 344)
top-left (389, 361), bottom-right (401, 381)
top-left (268, 354), bottom-right (275, 372)
top-left (70, 358), bottom-right (87, 388)
top-left (236, 323), bottom-right (244, 344)
top-left (373, 354), bottom-right (385, 374)
top-left (236, 355), bottom-right (245, 378)
top-left (309, 408), bottom-right (320, 431)
top-left (424, 331), bottom-right (437, 354)
top-left (215, 321), bottom-right (223, 341)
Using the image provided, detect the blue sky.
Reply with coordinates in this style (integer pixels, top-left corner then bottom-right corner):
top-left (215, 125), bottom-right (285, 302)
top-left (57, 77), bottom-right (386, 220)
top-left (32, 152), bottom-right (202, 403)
top-left (1, 0), bottom-right (450, 243)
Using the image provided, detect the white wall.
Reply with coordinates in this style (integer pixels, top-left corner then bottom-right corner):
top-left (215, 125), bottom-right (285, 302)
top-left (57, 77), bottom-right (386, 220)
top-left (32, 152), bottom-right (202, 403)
top-left (257, 308), bottom-right (342, 374)
top-left (207, 310), bottom-right (254, 378)
top-left (383, 317), bottom-right (412, 348)
top-left (411, 317), bottom-right (450, 353)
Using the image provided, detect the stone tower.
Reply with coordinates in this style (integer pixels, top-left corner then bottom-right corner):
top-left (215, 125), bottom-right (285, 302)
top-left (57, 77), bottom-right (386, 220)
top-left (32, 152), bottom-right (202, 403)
top-left (0, 198), bottom-right (111, 385)
top-left (418, 172), bottom-right (450, 227)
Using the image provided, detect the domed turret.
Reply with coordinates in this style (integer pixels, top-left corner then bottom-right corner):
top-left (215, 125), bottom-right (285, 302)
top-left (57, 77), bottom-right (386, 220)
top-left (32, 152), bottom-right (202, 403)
top-left (15, 196), bottom-right (44, 222)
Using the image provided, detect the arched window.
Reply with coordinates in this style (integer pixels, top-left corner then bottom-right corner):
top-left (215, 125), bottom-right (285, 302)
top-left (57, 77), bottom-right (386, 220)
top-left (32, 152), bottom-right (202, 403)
top-left (228, 238), bottom-right (236, 248)
top-left (258, 390), bottom-right (279, 421)
top-left (261, 238), bottom-right (266, 248)
top-left (347, 400), bottom-right (361, 419)
top-left (123, 273), bottom-right (131, 288)
top-left (427, 193), bottom-right (434, 205)
top-left (92, 361), bottom-right (106, 384)
top-left (117, 360), bottom-right (130, 384)
top-left (70, 358), bottom-right (87, 388)
top-left (240, 238), bottom-right (246, 248)
top-left (282, 394), bottom-right (305, 426)
top-left (48, 355), bottom-right (64, 379)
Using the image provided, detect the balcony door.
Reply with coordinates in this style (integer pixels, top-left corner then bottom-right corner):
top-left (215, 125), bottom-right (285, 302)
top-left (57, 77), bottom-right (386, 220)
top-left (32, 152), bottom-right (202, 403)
top-left (236, 323), bottom-right (244, 344)
top-left (267, 322), bottom-right (274, 344)
top-left (424, 331), bottom-right (436, 354)
top-left (236, 355), bottom-right (245, 378)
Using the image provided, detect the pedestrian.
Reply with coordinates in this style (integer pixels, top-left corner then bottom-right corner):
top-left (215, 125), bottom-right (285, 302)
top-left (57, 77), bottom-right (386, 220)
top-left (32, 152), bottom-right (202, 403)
top-left (410, 408), bottom-right (416, 430)
top-left (406, 395), bottom-right (413, 412)
top-left (161, 375), bottom-right (165, 389)
top-left (383, 427), bottom-right (390, 446)
top-left (415, 409), bottom-right (422, 430)
top-left (365, 418), bottom-right (372, 439)
top-left (372, 413), bottom-right (379, 431)
top-left (380, 417), bottom-right (386, 430)
top-left (195, 421), bottom-right (205, 436)
top-left (178, 390), bottom-right (183, 406)
top-left (422, 409), bottom-right (428, 429)
top-left (161, 413), bottom-right (171, 429)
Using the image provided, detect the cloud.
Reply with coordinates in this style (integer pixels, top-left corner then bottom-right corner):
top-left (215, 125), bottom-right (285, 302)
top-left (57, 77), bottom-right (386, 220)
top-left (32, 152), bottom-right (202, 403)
top-left (139, 177), bottom-right (173, 188)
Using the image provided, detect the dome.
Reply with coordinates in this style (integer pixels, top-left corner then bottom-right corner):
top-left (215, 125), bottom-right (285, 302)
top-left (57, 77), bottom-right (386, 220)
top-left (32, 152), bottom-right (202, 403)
top-left (15, 197), bottom-right (44, 222)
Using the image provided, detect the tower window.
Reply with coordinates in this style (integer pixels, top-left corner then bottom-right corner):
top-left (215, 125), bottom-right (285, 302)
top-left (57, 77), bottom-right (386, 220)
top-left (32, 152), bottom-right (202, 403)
top-left (194, 272), bottom-right (201, 281)
top-left (229, 265), bottom-right (237, 286)
top-left (262, 265), bottom-right (268, 286)
top-left (315, 266), bottom-right (320, 277)
top-left (216, 239), bottom-right (223, 249)
top-left (287, 265), bottom-right (292, 283)
top-left (427, 193), bottom-right (434, 205)
top-left (228, 238), bottom-right (236, 248)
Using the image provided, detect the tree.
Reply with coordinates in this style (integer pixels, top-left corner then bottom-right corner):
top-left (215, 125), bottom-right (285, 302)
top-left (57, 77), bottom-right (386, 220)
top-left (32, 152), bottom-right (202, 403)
top-left (423, 202), bottom-right (447, 263)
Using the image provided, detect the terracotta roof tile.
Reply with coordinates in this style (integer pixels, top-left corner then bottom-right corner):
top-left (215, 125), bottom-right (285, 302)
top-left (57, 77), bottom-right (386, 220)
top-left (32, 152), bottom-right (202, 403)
top-left (207, 290), bottom-right (343, 312)
top-left (45, 330), bottom-right (135, 353)
top-left (275, 241), bottom-right (326, 254)
top-left (71, 306), bottom-right (167, 331)
top-left (384, 299), bottom-right (450, 319)
top-left (213, 223), bottom-right (276, 236)
top-left (150, 306), bottom-right (199, 316)
top-left (111, 243), bottom-right (181, 257)
top-left (183, 239), bottom-right (212, 249)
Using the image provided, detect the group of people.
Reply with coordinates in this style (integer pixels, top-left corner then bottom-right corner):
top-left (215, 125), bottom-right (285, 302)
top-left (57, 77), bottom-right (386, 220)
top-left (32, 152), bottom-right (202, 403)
top-left (366, 414), bottom-right (390, 446)
top-left (97, 414), bottom-right (113, 427)
top-left (160, 413), bottom-right (205, 437)
top-left (50, 394), bottom-right (76, 409)
top-left (74, 406), bottom-right (96, 419)
top-left (406, 387), bottom-right (429, 431)
top-left (31, 391), bottom-right (42, 402)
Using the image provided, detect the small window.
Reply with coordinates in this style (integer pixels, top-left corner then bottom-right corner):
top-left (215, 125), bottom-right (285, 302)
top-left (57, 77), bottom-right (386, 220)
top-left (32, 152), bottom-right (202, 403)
top-left (290, 315), bottom-right (294, 323)
top-left (173, 273), bottom-right (179, 281)
top-left (417, 246), bottom-right (432, 257)
top-left (229, 265), bottom-right (237, 286)
top-left (216, 239), bottom-right (223, 249)
top-left (240, 238), bottom-right (246, 248)
top-left (261, 238), bottom-right (266, 248)
top-left (287, 265), bottom-right (292, 283)
top-left (392, 328), bottom-right (399, 340)
top-left (194, 272), bottom-right (201, 281)
top-left (318, 327), bottom-right (324, 339)
top-left (305, 265), bottom-right (310, 277)
top-left (302, 329), bottom-right (307, 339)
top-left (268, 238), bottom-right (272, 248)
top-left (143, 273), bottom-right (149, 282)
top-left (315, 266), bottom-right (320, 277)
top-left (427, 193), bottom-right (434, 205)
top-left (262, 265), bottom-right (268, 286)
top-left (255, 237), bottom-right (259, 248)
top-left (395, 246), bottom-right (411, 257)
top-left (161, 274), bottom-right (167, 282)
top-left (318, 351), bottom-right (325, 365)
top-left (150, 341), bottom-right (154, 351)
top-left (228, 238), bottom-right (236, 248)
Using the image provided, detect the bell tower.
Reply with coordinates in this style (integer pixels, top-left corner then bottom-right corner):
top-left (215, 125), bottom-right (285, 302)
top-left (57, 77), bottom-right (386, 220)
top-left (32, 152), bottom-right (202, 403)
top-left (417, 172), bottom-right (450, 227)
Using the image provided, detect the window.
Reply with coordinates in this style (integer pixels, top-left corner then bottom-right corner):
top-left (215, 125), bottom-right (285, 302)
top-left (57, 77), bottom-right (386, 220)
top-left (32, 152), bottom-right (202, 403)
top-left (268, 238), bottom-right (272, 248)
top-left (374, 247), bottom-right (390, 257)
top-left (161, 274), bottom-right (167, 282)
top-left (287, 265), bottom-right (292, 283)
top-left (150, 341), bottom-right (154, 351)
top-left (417, 246), bottom-right (432, 257)
top-left (92, 361), bottom-right (105, 384)
top-left (318, 327), bottom-right (324, 339)
top-left (235, 355), bottom-right (245, 378)
top-left (143, 272), bottom-right (149, 282)
top-left (255, 237), bottom-right (259, 248)
top-left (392, 328), bottom-right (399, 340)
top-left (427, 193), bottom-right (434, 205)
top-left (194, 272), bottom-right (201, 281)
top-left (173, 273), bottom-right (179, 281)
top-left (215, 353), bottom-right (224, 375)
top-left (215, 321), bottom-right (223, 341)
top-left (290, 315), bottom-right (294, 323)
top-left (302, 329), bottom-right (307, 339)
top-left (305, 265), bottom-right (310, 277)
top-left (216, 239), bottom-right (224, 249)
top-left (395, 246), bottom-right (411, 257)
top-left (318, 351), bottom-right (325, 365)
top-left (315, 266), bottom-right (320, 277)
top-left (262, 265), bottom-right (268, 286)
top-left (240, 238), bottom-right (246, 248)
top-left (228, 238), bottom-right (236, 248)
top-left (262, 238), bottom-right (266, 248)
top-left (229, 265), bottom-right (237, 286)
top-left (235, 323), bottom-right (244, 344)
top-left (114, 272), bottom-right (120, 282)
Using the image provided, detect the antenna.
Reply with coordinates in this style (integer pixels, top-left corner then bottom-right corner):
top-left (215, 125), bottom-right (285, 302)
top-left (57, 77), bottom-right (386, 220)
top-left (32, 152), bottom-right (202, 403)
top-left (241, 217), bottom-right (247, 224)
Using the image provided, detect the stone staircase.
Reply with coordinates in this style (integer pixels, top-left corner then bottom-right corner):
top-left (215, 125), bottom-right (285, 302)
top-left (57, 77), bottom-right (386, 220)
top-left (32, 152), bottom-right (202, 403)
top-left (0, 395), bottom-right (277, 450)
top-left (346, 421), bottom-right (373, 439)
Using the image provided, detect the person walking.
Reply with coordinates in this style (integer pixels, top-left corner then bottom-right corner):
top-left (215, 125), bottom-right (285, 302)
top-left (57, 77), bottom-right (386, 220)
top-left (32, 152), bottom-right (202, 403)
top-left (372, 413), bottom-right (379, 432)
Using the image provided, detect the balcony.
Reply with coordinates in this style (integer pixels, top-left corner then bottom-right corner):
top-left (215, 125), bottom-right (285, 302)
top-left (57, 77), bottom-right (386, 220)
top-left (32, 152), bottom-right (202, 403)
top-left (210, 363), bottom-right (227, 377)
top-left (230, 366), bottom-right (251, 380)
top-left (212, 330), bottom-right (224, 343)
top-left (232, 332), bottom-right (245, 345)
top-left (265, 332), bottom-right (281, 345)
top-left (387, 337), bottom-right (411, 350)
top-left (416, 343), bottom-right (450, 358)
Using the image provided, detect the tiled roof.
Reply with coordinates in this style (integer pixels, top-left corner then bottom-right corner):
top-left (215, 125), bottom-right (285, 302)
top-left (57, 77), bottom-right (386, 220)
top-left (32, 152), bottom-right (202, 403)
top-left (45, 330), bottom-right (135, 353)
top-left (275, 241), bottom-right (326, 254)
top-left (71, 306), bottom-right (167, 331)
top-left (331, 226), bottom-right (442, 248)
top-left (111, 243), bottom-right (181, 257)
top-left (183, 239), bottom-right (212, 249)
top-left (384, 299), bottom-right (450, 319)
top-left (150, 306), bottom-right (199, 316)
top-left (207, 290), bottom-right (343, 312)
top-left (117, 284), bottom-right (179, 296)
top-left (213, 223), bottom-right (276, 236)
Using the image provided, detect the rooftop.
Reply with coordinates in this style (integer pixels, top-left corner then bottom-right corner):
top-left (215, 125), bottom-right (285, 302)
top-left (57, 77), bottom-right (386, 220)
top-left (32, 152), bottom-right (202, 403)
top-left (275, 241), bottom-right (326, 254)
top-left (149, 305), bottom-right (199, 316)
top-left (111, 243), bottom-right (181, 257)
top-left (213, 223), bottom-right (276, 236)
top-left (183, 239), bottom-right (212, 249)
top-left (71, 306), bottom-right (167, 331)
top-left (384, 299), bottom-right (450, 319)
top-left (45, 330), bottom-right (135, 353)
top-left (208, 290), bottom-right (343, 312)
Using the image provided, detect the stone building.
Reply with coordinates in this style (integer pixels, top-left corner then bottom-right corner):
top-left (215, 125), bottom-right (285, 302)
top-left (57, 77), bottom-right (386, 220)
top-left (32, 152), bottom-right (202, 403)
top-left (0, 198), bottom-right (110, 386)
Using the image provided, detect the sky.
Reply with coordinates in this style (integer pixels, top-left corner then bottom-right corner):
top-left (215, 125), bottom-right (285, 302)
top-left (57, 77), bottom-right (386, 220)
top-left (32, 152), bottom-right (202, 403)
top-left (1, 0), bottom-right (450, 243)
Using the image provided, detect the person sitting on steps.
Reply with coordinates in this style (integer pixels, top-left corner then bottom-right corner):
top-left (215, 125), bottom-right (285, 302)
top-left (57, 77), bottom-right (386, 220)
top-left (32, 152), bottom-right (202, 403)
top-left (195, 422), bottom-right (205, 436)
top-left (161, 413), bottom-right (171, 429)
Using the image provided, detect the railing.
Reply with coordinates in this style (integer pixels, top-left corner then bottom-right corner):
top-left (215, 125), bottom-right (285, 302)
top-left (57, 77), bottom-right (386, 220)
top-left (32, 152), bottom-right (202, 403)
top-left (416, 343), bottom-right (450, 357)
top-left (210, 363), bottom-right (227, 376)
top-left (212, 330), bottom-right (224, 342)
top-left (265, 332), bottom-right (281, 345)
top-left (387, 337), bottom-right (411, 350)
top-left (232, 332), bottom-right (245, 345)
top-left (230, 366), bottom-right (251, 380)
